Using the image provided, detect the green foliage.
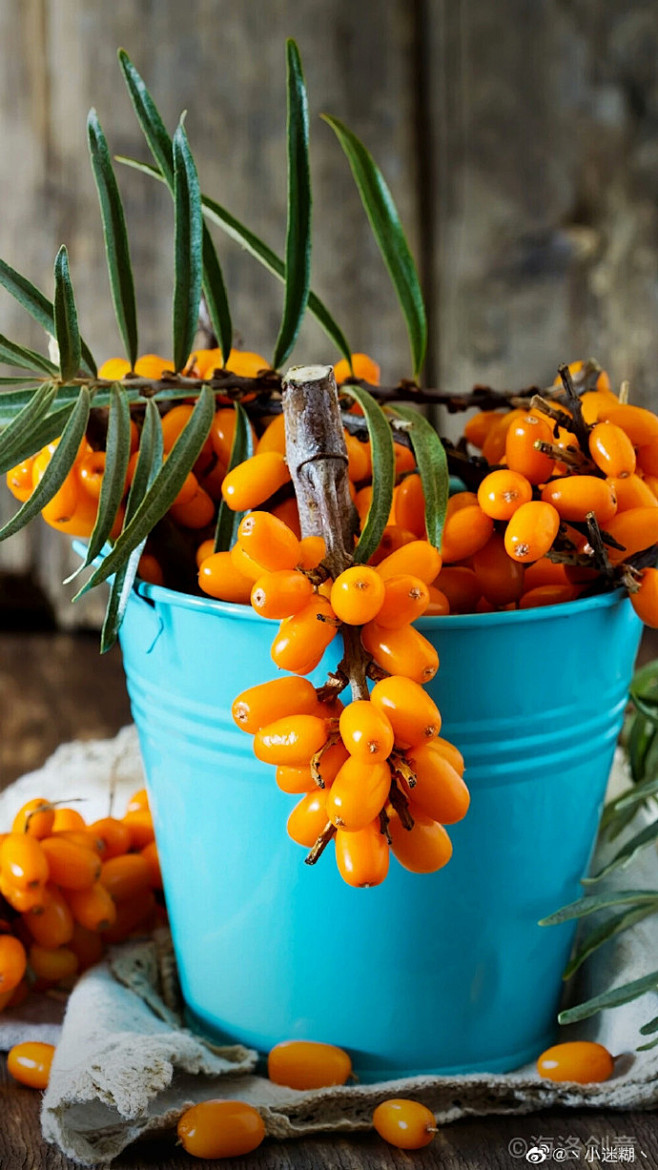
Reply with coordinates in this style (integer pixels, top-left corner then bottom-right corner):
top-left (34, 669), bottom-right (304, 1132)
top-left (75, 385), bottom-right (132, 573)
top-left (53, 247), bottom-right (82, 383)
top-left (172, 121), bottom-right (203, 373)
top-left (340, 385), bottom-right (395, 565)
top-left (391, 406), bottom-right (448, 548)
top-left (544, 659), bottom-right (658, 1046)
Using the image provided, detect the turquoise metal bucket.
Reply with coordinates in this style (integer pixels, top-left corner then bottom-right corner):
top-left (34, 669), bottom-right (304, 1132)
top-left (118, 585), bottom-right (642, 1081)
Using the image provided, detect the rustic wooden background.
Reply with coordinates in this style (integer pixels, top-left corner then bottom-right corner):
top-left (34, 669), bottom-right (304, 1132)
top-left (1, 0), bottom-right (658, 625)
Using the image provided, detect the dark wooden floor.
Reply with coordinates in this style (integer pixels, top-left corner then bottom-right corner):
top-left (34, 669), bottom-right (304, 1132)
top-left (0, 628), bottom-right (656, 1169)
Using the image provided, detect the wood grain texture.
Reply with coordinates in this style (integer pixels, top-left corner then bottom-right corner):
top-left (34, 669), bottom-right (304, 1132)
top-left (425, 0), bottom-right (658, 409)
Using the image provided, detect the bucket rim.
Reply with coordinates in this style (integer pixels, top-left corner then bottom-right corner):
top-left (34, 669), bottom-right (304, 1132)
top-left (132, 576), bottom-right (631, 628)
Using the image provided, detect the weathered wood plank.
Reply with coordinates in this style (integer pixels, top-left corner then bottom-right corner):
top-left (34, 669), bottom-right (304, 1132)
top-left (425, 0), bottom-right (658, 408)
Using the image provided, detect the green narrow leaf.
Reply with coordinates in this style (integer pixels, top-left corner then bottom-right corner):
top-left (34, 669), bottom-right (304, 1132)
top-left (0, 389), bottom-right (90, 541)
top-left (117, 157), bottom-right (352, 364)
top-left (101, 400), bottom-right (164, 652)
top-left (75, 385), bottom-right (214, 594)
top-left (201, 224), bottom-right (232, 365)
top-left (626, 713), bottom-right (654, 784)
top-left (563, 903), bottom-right (658, 980)
top-left (341, 384), bottom-right (395, 564)
top-left (558, 969), bottom-right (658, 1024)
top-left (213, 401), bottom-right (253, 552)
top-left (53, 247), bottom-right (81, 382)
top-left (0, 403), bottom-right (76, 475)
top-left (87, 110), bottom-right (138, 367)
top-left (639, 1014), bottom-right (658, 1035)
top-left (322, 114), bottom-right (427, 379)
top-left (637, 1033), bottom-right (658, 1051)
top-left (0, 377), bottom-right (41, 386)
top-left (0, 258), bottom-right (96, 377)
top-left (117, 53), bottom-right (231, 364)
top-left (117, 49), bottom-right (174, 185)
top-left (76, 384), bottom-right (132, 572)
top-left (0, 382), bottom-right (57, 469)
top-left (391, 406), bottom-right (448, 549)
top-left (172, 121), bottom-right (203, 373)
top-left (539, 889), bottom-right (658, 926)
top-left (629, 689), bottom-right (658, 725)
top-left (0, 334), bottom-right (58, 377)
top-left (272, 40), bottom-right (312, 370)
top-left (584, 817), bottom-right (658, 883)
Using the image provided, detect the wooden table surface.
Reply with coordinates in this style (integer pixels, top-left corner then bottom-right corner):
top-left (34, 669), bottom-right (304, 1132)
top-left (0, 628), bottom-right (656, 1169)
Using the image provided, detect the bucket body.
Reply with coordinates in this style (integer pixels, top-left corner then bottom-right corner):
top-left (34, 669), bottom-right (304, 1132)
top-left (119, 587), bottom-right (641, 1080)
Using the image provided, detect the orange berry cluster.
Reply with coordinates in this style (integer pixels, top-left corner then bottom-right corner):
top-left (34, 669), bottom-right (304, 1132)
top-left (223, 511), bottom-right (468, 886)
top-left (0, 788), bottom-right (164, 1016)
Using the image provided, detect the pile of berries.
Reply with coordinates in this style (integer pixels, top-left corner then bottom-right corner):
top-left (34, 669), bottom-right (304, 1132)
top-left (0, 788), bottom-right (164, 1018)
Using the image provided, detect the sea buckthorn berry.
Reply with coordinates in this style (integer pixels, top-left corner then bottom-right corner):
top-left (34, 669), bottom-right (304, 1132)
top-left (368, 525), bottom-right (416, 566)
top-left (287, 791), bottom-right (329, 848)
top-left (254, 715), bottom-right (329, 767)
top-left (537, 1041), bottom-right (614, 1084)
top-left (232, 676), bottom-right (319, 734)
top-left (603, 506), bottom-right (658, 564)
top-left (588, 421), bottom-right (636, 479)
top-left (271, 596), bottom-right (338, 675)
top-left (134, 353), bottom-right (172, 378)
top-left (326, 759), bottom-right (391, 831)
top-left (355, 484), bottom-right (395, 528)
top-left (195, 538), bottom-right (215, 567)
top-left (630, 568), bottom-right (658, 627)
top-left (230, 542), bottom-right (266, 582)
top-left (481, 410), bottom-right (524, 464)
top-left (464, 410), bottom-right (505, 450)
top-left (12, 798), bottom-right (55, 839)
top-left (504, 501), bottom-right (560, 563)
top-left (370, 677), bottom-right (441, 750)
top-left (520, 584), bottom-right (582, 609)
top-left (40, 471), bottom-right (80, 526)
top-left (52, 828), bottom-right (103, 855)
top-left (433, 736), bottom-right (465, 776)
top-left (376, 574), bottom-right (430, 628)
top-left (344, 431), bottom-right (372, 482)
top-left (473, 533), bottom-right (525, 606)
top-left (198, 551), bottom-right (253, 603)
top-left (389, 808), bottom-right (453, 874)
top-left (126, 789), bottom-right (149, 814)
top-left (169, 486), bottom-right (215, 529)
top-left (394, 442), bottom-right (416, 476)
top-left (405, 744), bottom-right (470, 824)
top-left (7, 1042), bottom-right (55, 1090)
top-left (29, 943), bottom-right (78, 983)
top-left (69, 922), bottom-right (105, 970)
top-left (52, 807), bottom-right (86, 832)
top-left (339, 702), bottom-right (394, 762)
top-left (24, 885), bottom-right (74, 949)
top-left (160, 404), bottom-right (197, 452)
top-left (40, 836), bottom-right (100, 890)
top-left (210, 409), bottom-right (253, 465)
top-left (276, 765), bottom-right (316, 794)
top-left (440, 503), bottom-right (494, 564)
top-left (0, 935), bottom-right (27, 992)
top-left (376, 540), bottom-right (442, 584)
top-left (268, 1040), bottom-right (352, 1090)
top-left (523, 557), bottom-right (570, 590)
top-left (141, 841), bottom-right (163, 890)
top-left (477, 469), bottom-right (533, 520)
top-left (425, 586), bottom-right (450, 615)
top-left (238, 511), bottom-right (301, 572)
top-left (177, 1099), bottom-right (266, 1160)
top-left (297, 534), bottom-right (326, 570)
top-left (100, 853), bottom-right (152, 903)
top-left (599, 403), bottom-right (658, 446)
top-left (334, 352), bottom-right (380, 386)
top-left (251, 570), bottom-right (313, 619)
top-left (610, 474), bottom-right (658, 511)
top-left (312, 739), bottom-right (350, 786)
top-left (540, 476), bottom-right (617, 525)
top-left (373, 1099), bottom-right (438, 1150)
top-left (6, 458), bottom-right (35, 502)
top-left (0, 873), bottom-right (46, 913)
top-left (257, 411), bottom-right (287, 455)
top-left (77, 450), bottom-right (106, 499)
top-left (101, 889), bottom-right (156, 944)
top-left (122, 808), bottom-right (155, 850)
top-left (395, 473), bottom-right (426, 538)
top-left (637, 435), bottom-right (658, 477)
top-left (335, 821), bottom-right (389, 887)
top-left (221, 452), bottom-right (291, 511)
top-left (87, 817), bottom-right (131, 861)
top-left (434, 566), bottom-right (481, 614)
top-left (330, 566), bottom-right (386, 625)
top-left (270, 496), bottom-right (302, 539)
top-left (137, 553), bottom-right (165, 586)
top-left (362, 622), bottom-right (439, 684)
top-left (1, 833), bottom-right (49, 890)
top-left (505, 412), bottom-right (556, 483)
